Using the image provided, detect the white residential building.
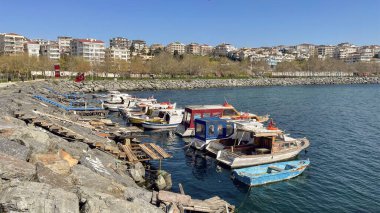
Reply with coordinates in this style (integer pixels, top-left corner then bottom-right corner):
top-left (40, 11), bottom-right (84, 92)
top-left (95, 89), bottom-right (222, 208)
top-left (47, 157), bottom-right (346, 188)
top-left (213, 43), bottom-right (236, 56)
top-left (70, 38), bottom-right (105, 62)
top-left (165, 42), bottom-right (186, 55)
top-left (0, 33), bottom-right (26, 55)
top-left (105, 47), bottom-right (129, 61)
top-left (345, 53), bottom-right (371, 63)
top-left (41, 41), bottom-right (60, 60)
top-left (24, 41), bottom-right (40, 57)
top-left (58, 36), bottom-right (72, 55)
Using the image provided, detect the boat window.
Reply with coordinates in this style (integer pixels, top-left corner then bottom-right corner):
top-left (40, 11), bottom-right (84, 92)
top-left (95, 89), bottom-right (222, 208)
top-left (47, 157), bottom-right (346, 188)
top-left (194, 113), bottom-right (201, 119)
top-left (226, 123), bottom-right (234, 136)
top-left (185, 112), bottom-right (191, 123)
top-left (203, 113), bottom-right (211, 118)
top-left (290, 142), bottom-right (297, 147)
top-left (195, 123), bottom-right (205, 138)
top-left (209, 125), bottom-right (215, 135)
top-left (223, 109), bottom-right (238, 116)
top-left (212, 112), bottom-right (221, 117)
top-left (158, 111), bottom-right (165, 118)
top-left (218, 125), bottom-right (224, 137)
top-left (282, 143), bottom-right (290, 149)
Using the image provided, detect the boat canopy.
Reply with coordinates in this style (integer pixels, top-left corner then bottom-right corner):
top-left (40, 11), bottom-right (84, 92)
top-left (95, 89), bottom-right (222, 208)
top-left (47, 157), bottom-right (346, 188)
top-left (194, 117), bottom-right (234, 141)
top-left (237, 126), bottom-right (282, 137)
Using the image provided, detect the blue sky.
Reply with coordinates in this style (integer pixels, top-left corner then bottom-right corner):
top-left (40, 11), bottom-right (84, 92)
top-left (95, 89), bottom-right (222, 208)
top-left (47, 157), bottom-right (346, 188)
top-left (1, 0), bottom-right (379, 47)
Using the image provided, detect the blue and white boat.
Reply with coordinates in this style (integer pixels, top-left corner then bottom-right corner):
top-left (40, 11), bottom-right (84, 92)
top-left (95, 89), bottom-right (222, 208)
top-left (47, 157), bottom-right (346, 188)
top-left (231, 159), bottom-right (310, 186)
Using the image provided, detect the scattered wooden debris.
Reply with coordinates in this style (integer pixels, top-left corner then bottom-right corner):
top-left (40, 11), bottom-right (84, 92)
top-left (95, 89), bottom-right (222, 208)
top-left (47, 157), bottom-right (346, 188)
top-left (155, 188), bottom-right (235, 213)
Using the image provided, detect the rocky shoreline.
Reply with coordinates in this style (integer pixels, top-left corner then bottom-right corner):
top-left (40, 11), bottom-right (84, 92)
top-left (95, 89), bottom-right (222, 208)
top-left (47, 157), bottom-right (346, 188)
top-left (43, 77), bottom-right (380, 93)
top-left (0, 81), bottom-right (235, 212)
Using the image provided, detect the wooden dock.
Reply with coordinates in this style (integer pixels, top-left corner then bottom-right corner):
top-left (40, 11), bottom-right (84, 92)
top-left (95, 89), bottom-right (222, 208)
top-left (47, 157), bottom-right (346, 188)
top-left (15, 110), bottom-right (171, 163)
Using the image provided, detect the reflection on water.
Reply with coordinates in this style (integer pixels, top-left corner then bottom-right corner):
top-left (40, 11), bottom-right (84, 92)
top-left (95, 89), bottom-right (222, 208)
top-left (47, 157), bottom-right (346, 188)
top-left (106, 84), bottom-right (380, 213)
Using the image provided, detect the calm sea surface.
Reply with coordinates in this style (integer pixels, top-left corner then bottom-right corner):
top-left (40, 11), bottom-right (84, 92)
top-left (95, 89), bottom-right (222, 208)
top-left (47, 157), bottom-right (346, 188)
top-left (107, 84), bottom-right (380, 213)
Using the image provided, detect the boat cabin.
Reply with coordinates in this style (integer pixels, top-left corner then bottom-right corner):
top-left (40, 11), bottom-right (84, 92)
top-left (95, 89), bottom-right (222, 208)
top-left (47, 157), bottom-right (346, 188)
top-left (182, 105), bottom-right (240, 130)
top-left (194, 117), bottom-right (235, 141)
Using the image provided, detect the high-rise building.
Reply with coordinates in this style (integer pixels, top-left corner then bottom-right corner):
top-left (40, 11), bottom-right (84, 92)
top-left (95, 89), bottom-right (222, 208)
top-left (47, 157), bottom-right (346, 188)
top-left (0, 33), bottom-right (26, 55)
top-left (70, 38), bottom-right (105, 62)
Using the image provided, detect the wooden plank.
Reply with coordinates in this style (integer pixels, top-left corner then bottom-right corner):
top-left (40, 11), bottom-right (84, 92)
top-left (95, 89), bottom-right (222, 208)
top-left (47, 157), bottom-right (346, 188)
top-left (179, 183), bottom-right (185, 195)
top-left (118, 144), bottom-right (138, 162)
top-left (149, 143), bottom-right (171, 158)
top-left (139, 144), bottom-right (160, 160)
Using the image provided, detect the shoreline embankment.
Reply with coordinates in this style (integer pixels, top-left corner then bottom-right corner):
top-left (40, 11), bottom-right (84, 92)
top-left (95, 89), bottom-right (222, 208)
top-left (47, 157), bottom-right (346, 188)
top-left (40, 77), bottom-right (380, 93)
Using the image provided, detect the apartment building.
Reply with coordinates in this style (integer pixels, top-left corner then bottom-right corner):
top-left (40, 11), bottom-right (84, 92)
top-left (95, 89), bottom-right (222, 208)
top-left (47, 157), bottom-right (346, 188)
top-left (334, 44), bottom-right (357, 60)
top-left (70, 38), bottom-right (105, 62)
top-left (105, 47), bottom-right (129, 61)
top-left (110, 37), bottom-right (131, 48)
top-left (345, 53), bottom-right (371, 63)
top-left (131, 40), bottom-right (147, 53)
top-left (24, 41), bottom-right (40, 57)
top-left (317, 45), bottom-right (335, 59)
top-left (213, 43), bottom-right (236, 56)
top-left (41, 41), bottom-right (60, 60)
top-left (58, 36), bottom-right (72, 55)
top-left (165, 42), bottom-right (186, 55)
top-left (185, 43), bottom-right (201, 55)
top-left (200, 44), bottom-right (213, 56)
top-left (296, 44), bottom-right (315, 56)
top-left (0, 33), bottom-right (26, 55)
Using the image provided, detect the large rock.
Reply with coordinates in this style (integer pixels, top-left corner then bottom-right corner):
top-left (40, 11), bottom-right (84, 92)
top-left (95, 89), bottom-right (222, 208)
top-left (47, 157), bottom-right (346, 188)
top-left (0, 181), bottom-right (79, 213)
top-left (78, 187), bottom-right (163, 213)
top-left (44, 130), bottom-right (89, 159)
top-left (36, 163), bottom-right (74, 191)
top-left (80, 149), bottom-right (137, 187)
top-left (69, 165), bottom-right (126, 198)
top-left (0, 152), bottom-right (35, 181)
top-left (9, 126), bottom-right (52, 154)
top-left (129, 162), bottom-right (145, 183)
top-left (30, 152), bottom-right (71, 175)
top-left (0, 138), bottom-right (30, 161)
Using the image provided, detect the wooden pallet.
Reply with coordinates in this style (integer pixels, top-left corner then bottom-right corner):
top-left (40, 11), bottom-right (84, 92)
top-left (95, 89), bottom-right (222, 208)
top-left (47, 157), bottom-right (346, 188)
top-left (149, 143), bottom-right (171, 158)
top-left (139, 144), bottom-right (160, 160)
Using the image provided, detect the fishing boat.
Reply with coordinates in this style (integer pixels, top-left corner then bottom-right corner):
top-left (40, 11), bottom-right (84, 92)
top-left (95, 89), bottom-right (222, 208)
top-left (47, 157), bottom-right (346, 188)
top-left (190, 117), bottom-right (236, 150)
top-left (190, 118), bottom-right (265, 154)
top-left (175, 102), bottom-right (269, 137)
top-left (142, 109), bottom-right (184, 129)
top-left (128, 104), bottom-right (180, 125)
top-left (231, 159), bottom-right (310, 186)
top-left (216, 120), bottom-right (310, 168)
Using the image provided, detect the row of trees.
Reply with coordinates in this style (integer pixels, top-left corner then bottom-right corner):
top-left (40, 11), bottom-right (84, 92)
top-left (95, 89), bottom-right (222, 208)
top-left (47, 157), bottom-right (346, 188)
top-left (0, 53), bottom-right (379, 81)
top-left (275, 57), bottom-right (380, 74)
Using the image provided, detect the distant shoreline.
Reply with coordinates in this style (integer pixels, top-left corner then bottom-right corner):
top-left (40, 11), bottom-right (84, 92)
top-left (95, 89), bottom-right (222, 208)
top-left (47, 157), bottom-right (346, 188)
top-left (16, 76), bottom-right (377, 93)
